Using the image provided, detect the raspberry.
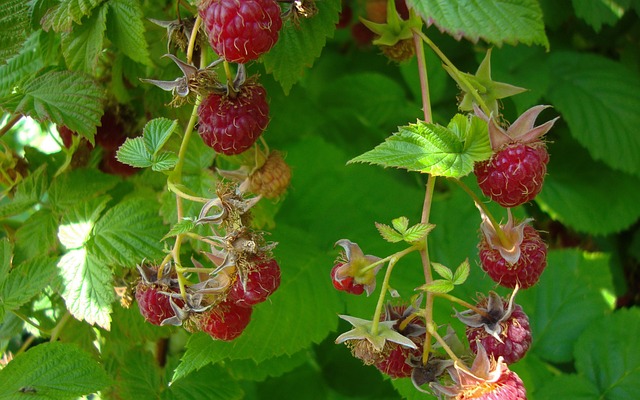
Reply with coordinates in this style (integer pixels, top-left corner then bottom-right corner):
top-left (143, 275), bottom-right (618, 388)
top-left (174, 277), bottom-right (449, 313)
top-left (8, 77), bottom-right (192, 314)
top-left (200, 300), bottom-right (253, 341)
top-left (460, 292), bottom-right (532, 365)
top-left (375, 341), bottom-right (421, 378)
top-left (199, 0), bottom-right (282, 64)
top-left (248, 151), bottom-right (291, 198)
top-left (479, 224), bottom-right (547, 289)
top-left (331, 263), bottom-right (365, 295)
top-left (101, 149), bottom-right (140, 177)
top-left (475, 142), bottom-right (549, 207)
top-left (135, 283), bottom-right (183, 326)
top-left (227, 258), bottom-right (281, 307)
top-left (198, 84), bottom-right (269, 155)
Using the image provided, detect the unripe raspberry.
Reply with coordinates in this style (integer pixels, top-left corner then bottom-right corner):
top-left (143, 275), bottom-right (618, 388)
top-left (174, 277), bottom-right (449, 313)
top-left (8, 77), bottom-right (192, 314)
top-left (199, 0), bottom-right (283, 63)
top-left (249, 151), bottom-right (291, 198)
top-left (198, 83), bottom-right (270, 155)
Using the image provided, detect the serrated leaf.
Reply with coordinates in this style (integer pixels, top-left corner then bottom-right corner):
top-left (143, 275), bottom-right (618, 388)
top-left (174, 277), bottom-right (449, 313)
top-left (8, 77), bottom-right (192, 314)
top-left (162, 219), bottom-right (197, 240)
top-left (106, 0), bottom-right (151, 65)
top-left (0, 238), bottom-right (13, 286)
top-left (546, 51), bottom-right (640, 177)
top-left (0, 32), bottom-right (44, 97)
top-left (407, 0), bottom-right (549, 48)
top-left (375, 222), bottom-right (404, 243)
top-left (143, 118), bottom-right (178, 157)
top-left (262, 0), bottom-right (341, 94)
top-left (0, 164), bottom-right (48, 218)
top-left (225, 351), bottom-right (308, 382)
top-left (430, 262), bottom-right (453, 281)
top-left (151, 152), bottom-right (178, 171)
top-left (391, 216), bottom-right (409, 233)
top-left (574, 308), bottom-right (640, 399)
top-left (41, 0), bottom-right (103, 32)
top-left (173, 223), bottom-right (341, 381)
top-left (15, 209), bottom-right (60, 261)
top-left (517, 250), bottom-right (615, 363)
top-left (57, 196), bottom-right (109, 249)
top-left (403, 223), bottom-right (435, 243)
top-left (452, 259), bottom-right (470, 285)
top-left (48, 169), bottom-right (119, 210)
top-left (1, 256), bottom-right (58, 311)
top-left (0, 0), bottom-right (30, 64)
top-left (0, 342), bottom-right (111, 398)
top-left (349, 115), bottom-right (490, 178)
top-left (572, 0), bottom-right (625, 32)
top-left (418, 279), bottom-right (454, 294)
top-left (537, 134), bottom-right (640, 235)
top-left (58, 248), bottom-right (114, 329)
top-left (111, 347), bottom-right (162, 399)
top-left (61, 3), bottom-right (107, 74)
top-left (89, 198), bottom-right (165, 266)
top-left (535, 374), bottom-right (601, 400)
top-left (0, 70), bottom-right (105, 139)
top-left (117, 137), bottom-right (153, 168)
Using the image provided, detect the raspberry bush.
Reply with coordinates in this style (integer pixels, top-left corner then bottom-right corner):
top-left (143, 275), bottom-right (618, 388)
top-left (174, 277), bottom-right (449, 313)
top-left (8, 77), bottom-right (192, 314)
top-left (1, 0), bottom-right (640, 399)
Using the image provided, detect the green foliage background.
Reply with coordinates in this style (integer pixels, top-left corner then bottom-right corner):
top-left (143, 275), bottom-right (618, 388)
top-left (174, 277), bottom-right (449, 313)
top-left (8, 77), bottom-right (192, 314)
top-left (1, 0), bottom-right (640, 399)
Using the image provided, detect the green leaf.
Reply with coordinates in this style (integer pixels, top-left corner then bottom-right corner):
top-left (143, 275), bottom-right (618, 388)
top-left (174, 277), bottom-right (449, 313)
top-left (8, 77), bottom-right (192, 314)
top-left (0, 342), bottom-right (110, 398)
top-left (375, 222), bottom-right (403, 243)
top-left (452, 259), bottom-right (470, 285)
top-left (117, 137), bottom-right (153, 168)
top-left (0, 70), bottom-right (105, 139)
top-left (0, 238), bottom-right (11, 279)
top-left (403, 223), bottom-right (434, 243)
top-left (537, 134), bottom-right (640, 235)
top-left (391, 216), bottom-right (409, 233)
top-left (535, 374), bottom-right (601, 400)
top-left (143, 118), bottom-right (179, 157)
top-left (57, 196), bottom-right (109, 249)
top-left (58, 248), bottom-right (114, 330)
top-left (0, 0), bottom-right (30, 64)
top-left (407, 0), bottom-right (549, 48)
top-left (574, 308), bottom-right (640, 399)
top-left (89, 198), bottom-right (165, 266)
top-left (41, 0), bottom-right (104, 32)
top-left (517, 250), bottom-right (615, 363)
top-left (431, 262), bottom-right (453, 281)
top-left (262, 0), bottom-right (341, 94)
top-left (106, 0), bottom-right (151, 65)
top-left (546, 52), bottom-right (640, 177)
top-left (0, 164), bottom-right (48, 218)
top-left (162, 219), bottom-right (197, 241)
top-left (418, 279), bottom-right (454, 294)
top-left (349, 115), bottom-right (490, 178)
top-left (173, 223), bottom-right (341, 381)
top-left (1, 256), bottom-right (58, 312)
top-left (0, 32), bottom-right (44, 97)
top-left (151, 152), bottom-right (178, 171)
top-left (48, 169), bottom-right (119, 210)
top-left (167, 364), bottom-right (244, 400)
top-left (225, 351), bottom-right (309, 382)
top-left (14, 209), bottom-right (60, 261)
top-left (572, 0), bottom-right (626, 32)
top-left (110, 347), bottom-right (162, 399)
top-left (61, 3), bottom-right (107, 74)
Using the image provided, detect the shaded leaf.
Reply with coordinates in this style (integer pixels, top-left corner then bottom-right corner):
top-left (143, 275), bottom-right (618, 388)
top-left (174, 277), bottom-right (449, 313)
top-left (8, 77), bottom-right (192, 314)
top-left (535, 374), bottom-right (601, 400)
top-left (47, 169), bottom-right (118, 210)
top-left (41, 0), bottom-right (104, 32)
top-left (106, 0), bottom-right (152, 65)
top-left (0, 0), bottom-right (30, 63)
top-left (61, 4), bottom-right (107, 74)
top-left (572, 0), bottom-right (625, 32)
top-left (167, 364), bottom-right (243, 400)
top-left (1, 256), bottom-right (58, 312)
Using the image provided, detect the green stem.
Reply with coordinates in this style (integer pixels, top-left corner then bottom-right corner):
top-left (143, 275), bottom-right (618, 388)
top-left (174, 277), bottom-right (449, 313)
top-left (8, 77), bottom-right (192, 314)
top-left (413, 29), bottom-right (492, 116)
top-left (167, 180), bottom-right (209, 203)
top-left (413, 31), bottom-right (432, 124)
top-left (360, 244), bottom-right (422, 274)
top-left (370, 256), bottom-right (399, 336)
top-left (427, 321), bottom-right (471, 373)
top-left (186, 16), bottom-right (202, 65)
top-left (12, 311), bottom-right (50, 335)
top-left (419, 175), bottom-right (436, 364)
top-left (433, 292), bottom-right (492, 319)
top-left (0, 114), bottom-right (21, 137)
top-left (177, 267), bottom-right (217, 274)
top-left (49, 311), bottom-right (72, 342)
top-left (452, 178), bottom-right (512, 248)
top-left (15, 335), bottom-right (35, 356)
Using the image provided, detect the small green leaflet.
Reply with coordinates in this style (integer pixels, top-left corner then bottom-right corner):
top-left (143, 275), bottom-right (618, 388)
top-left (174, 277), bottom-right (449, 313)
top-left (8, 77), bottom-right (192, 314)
top-left (0, 70), bottom-right (105, 140)
top-left (162, 219), bottom-right (197, 241)
top-left (117, 118), bottom-right (179, 171)
top-left (417, 259), bottom-right (470, 294)
top-left (431, 262), bottom-right (453, 281)
top-left (262, 0), bottom-right (341, 94)
top-left (407, 0), bottom-right (549, 49)
top-left (349, 114), bottom-right (491, 178)
top-left (420, 279), bottom-right (454, 294)
top-left (376, 216), bottom-right (434, 244)
top-left (0, 342), bottom-right (111, 399)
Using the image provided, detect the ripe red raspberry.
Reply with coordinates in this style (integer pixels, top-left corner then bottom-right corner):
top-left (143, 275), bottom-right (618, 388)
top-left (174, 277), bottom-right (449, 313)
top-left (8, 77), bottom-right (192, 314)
top-left (474, 142), bottom-right (549, 208)
top-left (200, 300), bottom-right (253, 341)
top-left (198, 84), bottom-right (269, 155)
top-left (375, 341), bottom-right (421, 378)
top-left (227, 258), bottom-right (281, 307)
top-left (479, 224), bottom-right (547, 289)
top-left (135, 283), bottom-right (184, 326)
top-left (248, 151), bottom-right (291, 198)
top-left (199, 0), bottom-right (283, 64)
top-left (331, 263), bottom-right (365, 295)
top-left (460, 291), bottom-right (532, 365)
